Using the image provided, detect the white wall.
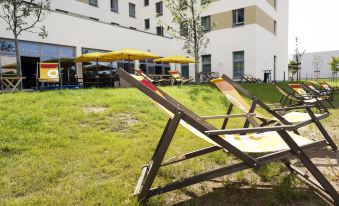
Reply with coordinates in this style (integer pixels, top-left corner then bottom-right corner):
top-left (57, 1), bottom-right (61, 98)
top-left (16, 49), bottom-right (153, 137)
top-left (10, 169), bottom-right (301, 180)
top-left (299, 50), bottom-right (339, 79)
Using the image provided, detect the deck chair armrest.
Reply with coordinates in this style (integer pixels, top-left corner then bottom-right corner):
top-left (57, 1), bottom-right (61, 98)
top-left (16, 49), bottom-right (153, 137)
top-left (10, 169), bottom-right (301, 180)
top-left (205, 125), bottom-right (296, 136)
top-left (201, 113), bottom-right (256, 120)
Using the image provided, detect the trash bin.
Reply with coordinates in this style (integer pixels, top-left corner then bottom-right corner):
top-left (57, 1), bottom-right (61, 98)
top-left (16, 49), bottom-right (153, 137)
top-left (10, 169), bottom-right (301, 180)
top-left (263, 70), bottom-right (272, 83)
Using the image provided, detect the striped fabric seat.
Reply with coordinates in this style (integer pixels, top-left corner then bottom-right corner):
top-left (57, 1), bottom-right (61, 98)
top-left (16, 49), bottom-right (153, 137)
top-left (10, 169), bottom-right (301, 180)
top-left (133, 75), bottom-right (313, 153)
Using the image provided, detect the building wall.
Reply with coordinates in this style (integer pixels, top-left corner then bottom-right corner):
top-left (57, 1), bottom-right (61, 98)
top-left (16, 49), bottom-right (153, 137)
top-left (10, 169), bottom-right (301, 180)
top-left (0, 0), bottom-right (289, 81)
top-left (299, 50), bottom-right (339, 79)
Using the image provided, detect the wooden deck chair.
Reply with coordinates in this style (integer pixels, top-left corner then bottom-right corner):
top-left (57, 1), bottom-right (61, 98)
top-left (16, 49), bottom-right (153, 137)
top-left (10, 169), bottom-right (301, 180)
top-left (289, 83), bottom-right (334, 109)
top-left (116, 68), bottom-right (339, 204)
top-left (211, 75), bottom-right (337, 151)
top-left (134, 68), bottom-right (165, 85)
top-left (37, 63), bottom-right (60, 86)
top-left (168, 70), bottom-right (193, 85)
top-left (302, 82), bottom-right (334, 102)
top-left (318, 82), bottom-right (339, 95)
top-left (273, 83), bottom-right (327, 112)
top-left (241, 74), bottom-right (255, 83)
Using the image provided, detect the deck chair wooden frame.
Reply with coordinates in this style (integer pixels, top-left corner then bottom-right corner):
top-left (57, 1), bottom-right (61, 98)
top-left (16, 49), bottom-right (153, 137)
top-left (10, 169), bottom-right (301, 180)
top-left (117, 68), bottom-right (339, 204)
top-left (301, 82), bottom-right (335, 104)
top-left (168, 70), bottom-right (193, 85)
top-left (212, 75), bottom-right (337, 151)
top-left (134, 68), bottom-right (166, 85)
top-left (318, 82), bottom-right (339, 95)
top-left (273, 82), bottom-right (328, 112)
top-left (289, 83), bottom-right (334, 109)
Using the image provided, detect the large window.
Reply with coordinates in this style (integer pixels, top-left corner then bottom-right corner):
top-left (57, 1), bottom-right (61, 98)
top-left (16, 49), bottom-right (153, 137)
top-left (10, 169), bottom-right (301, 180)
top-left (233, 51), bottom-right (244, 79)
top-left (156, 26), bottom-right (164, 36)
top-left (155, 2), bottom-right (163, 16)
top-left (201, 16), bottom-right (211, 32)
top-left (129, 3), bottom-right (136, 18)
top-left (233, 8), bottom-right (244, 27)
top-left (202, 54), bottom-right (211, 72)
top-left (274, 20), bottom-right (277, 35)
top-left (144, 0), bottom-right (149, 6)
top-left (111, 0), bottom-right (118, 12)
top-left (89, 0), bottom-right (98, 6)
top-left (180, 21), bottom-right (188, 36)
top-left (144, 19), bottom-right (150, 30)
top-left (181, 64), bottom-right (189, 77)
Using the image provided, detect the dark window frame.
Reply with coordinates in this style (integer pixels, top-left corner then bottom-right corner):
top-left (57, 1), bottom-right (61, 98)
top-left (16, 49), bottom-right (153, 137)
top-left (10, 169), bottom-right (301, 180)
top-left (232, 8), bottom-right (245, 27)
top-left (156, 26), bottom-right (164, 36)
top-left (201, 16), bottom-right (211, 32)
top-left (155, 2), bottom-right (163, 16)
top-left (89, 0), bottom-right (98, 7)
top-left (201, 54), bottom-right (212, 73)
top-left (144, 19), bottom-right (150, 30)
top-left (111, 0), bottom-right (119, 12)
top-left (129, 3), bottom-right (136, 18)
top-left (144, 0), bottom-right (149, 6)
top-left (233, 51), bottom-right (245, 79)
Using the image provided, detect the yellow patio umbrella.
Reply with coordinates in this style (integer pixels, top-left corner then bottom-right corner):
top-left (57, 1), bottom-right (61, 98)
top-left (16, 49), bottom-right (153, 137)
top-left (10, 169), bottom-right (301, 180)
top-left (154, 55), bottom-right (195, 64)
top-left (75, 52), bottom-right (114, 74)
top-left (101, 48), bottom-right (160, 61)
top-left (154, 55), bottom-right (195, 71)
top-left (74, 52), bottom-right (113, 63)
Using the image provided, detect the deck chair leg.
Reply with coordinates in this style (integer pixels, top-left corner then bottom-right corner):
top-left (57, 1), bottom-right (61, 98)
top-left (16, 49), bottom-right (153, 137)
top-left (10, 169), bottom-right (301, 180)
top-left (221, 104), bottom-right (233, 130)
top-left (138, 110), bottom-right (183, 201)
top-left (242, 98), bottom-right (257, 131)
top-left (278, 130), bottom-right (339, 204)
top-left (283, 160), bottom-right (336, 205)
top-left (305, 107), bottom-right (338, 151)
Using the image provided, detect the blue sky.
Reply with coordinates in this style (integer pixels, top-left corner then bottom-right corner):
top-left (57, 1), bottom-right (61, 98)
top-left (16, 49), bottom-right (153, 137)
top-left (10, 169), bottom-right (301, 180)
top-left (289, 0), bottom-right (339, 54)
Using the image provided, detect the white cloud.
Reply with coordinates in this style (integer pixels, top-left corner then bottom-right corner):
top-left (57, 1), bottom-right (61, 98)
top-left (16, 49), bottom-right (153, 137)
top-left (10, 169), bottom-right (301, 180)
top-left (289, 0), bottom-right (339, 54)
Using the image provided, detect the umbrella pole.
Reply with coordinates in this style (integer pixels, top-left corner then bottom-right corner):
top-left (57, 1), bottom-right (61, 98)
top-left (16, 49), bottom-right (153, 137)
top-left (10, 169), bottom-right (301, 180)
top-left (96, 58), bottom-right (99, 84)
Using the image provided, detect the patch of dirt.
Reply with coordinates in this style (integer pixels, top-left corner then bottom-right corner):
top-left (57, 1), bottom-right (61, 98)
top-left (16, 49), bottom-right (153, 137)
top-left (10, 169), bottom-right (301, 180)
top-left (111, 112), bottom-right (139, 132)
top-left (83, 106), bottom-right (106, 114)
top-left (80, 112), bottom-right (139, 133)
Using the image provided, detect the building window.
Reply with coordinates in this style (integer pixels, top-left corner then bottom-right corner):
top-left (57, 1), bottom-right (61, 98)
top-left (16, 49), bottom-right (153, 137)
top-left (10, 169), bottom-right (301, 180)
top-left (89, 0), bottom-right (98, 7)
top-left (274, 0), bottom-right (277, 9)
top-left (233, 8), bottom-right (244, 27)
top-left (273, 55), bottom-right (277, 81)
top-left (274, 20), bottom-right (277, 35)
top-left (111, 0), bottom-right (118, 12)
top-left (144, 0), bottom-right (149, 6)
top-left (144, 19), bottom-right (150, 30)
top-left (181, 64), bottom-right (189, 77)
top-left (201, 16), bottom-right (211, 32)
top-left (129, 3), bottom-right (136, 18)
top-left (156, 26), bottom-right (164, 36)
top-left (156, 2), bottom-right (163, 16)
top-left (180, 21), bottom-right (188, 36)
top-left (233, 51), bottom-right (244, 79)
top-left (202, 54), bottom-right (211, 72)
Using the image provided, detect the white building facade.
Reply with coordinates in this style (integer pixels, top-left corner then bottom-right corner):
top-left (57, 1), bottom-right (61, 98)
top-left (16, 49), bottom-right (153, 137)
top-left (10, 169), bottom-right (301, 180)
top-left (0, 0), bottom-right (289, 88)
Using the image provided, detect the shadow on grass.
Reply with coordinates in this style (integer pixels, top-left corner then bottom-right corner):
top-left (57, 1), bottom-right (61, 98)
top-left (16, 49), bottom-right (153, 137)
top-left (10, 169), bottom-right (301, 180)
top-left (170, 181), bottom-right (324, 206)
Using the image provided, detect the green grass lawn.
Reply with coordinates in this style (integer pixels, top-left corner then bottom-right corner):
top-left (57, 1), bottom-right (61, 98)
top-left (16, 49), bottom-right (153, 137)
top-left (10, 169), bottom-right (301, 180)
top-left (0, 81), bottom-right (338, 205)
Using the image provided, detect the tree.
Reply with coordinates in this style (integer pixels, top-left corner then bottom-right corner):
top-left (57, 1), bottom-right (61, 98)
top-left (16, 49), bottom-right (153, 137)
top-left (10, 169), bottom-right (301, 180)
top-left (0, 0), bottom-right (51, 79)
top-left (293, 37), bottom-right (305, 81)
top-left (159, 0), bottom-right (212, 82)
top-left (329, 56), bottom-right (339, 81)
top-left (312, 54), bottom-right (323, 80)
top-left (288, 60), bottom-right (298, 80)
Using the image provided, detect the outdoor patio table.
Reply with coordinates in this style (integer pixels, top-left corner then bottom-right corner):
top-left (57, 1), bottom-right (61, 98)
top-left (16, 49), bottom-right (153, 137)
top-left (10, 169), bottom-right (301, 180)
top-left (1, 76), bottom-right (26, 93)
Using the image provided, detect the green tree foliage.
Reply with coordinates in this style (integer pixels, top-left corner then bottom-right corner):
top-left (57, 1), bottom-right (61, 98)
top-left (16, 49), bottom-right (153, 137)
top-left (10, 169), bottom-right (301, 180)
top-left (159, 0), bottom-right (212, 82)
top-left (0, 0), bottom-right (51, 77)
top-left (329, 56), bottom-right (339, 72)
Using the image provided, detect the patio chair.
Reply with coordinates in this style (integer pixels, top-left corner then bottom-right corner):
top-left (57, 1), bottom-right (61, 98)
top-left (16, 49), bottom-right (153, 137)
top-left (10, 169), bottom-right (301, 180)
top-left (168, 70), bottom-right (193, 85)
top-left (289, 83), bottom-right (334, 108)
top-left (116, 68), bottom-right (339, 204)
top-left (273, 83), bottom-right (328, 112)
top-left (241, 74), bottom-right (255, 83)
top-left (211, 75), bottom-right (337, 151)
top-left (302, 82), bottom-right (334, 101)
top-left (134, 68), bottom-right (165, 85)
top-left (318, 82), bottom-right (339, 95)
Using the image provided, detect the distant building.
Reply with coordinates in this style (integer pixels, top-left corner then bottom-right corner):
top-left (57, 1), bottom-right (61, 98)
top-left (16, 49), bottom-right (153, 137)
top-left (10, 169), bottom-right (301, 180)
top-left (298, 50), bottom-right (339, 79)
top-left (0, 0), bottom-right (289, 89)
